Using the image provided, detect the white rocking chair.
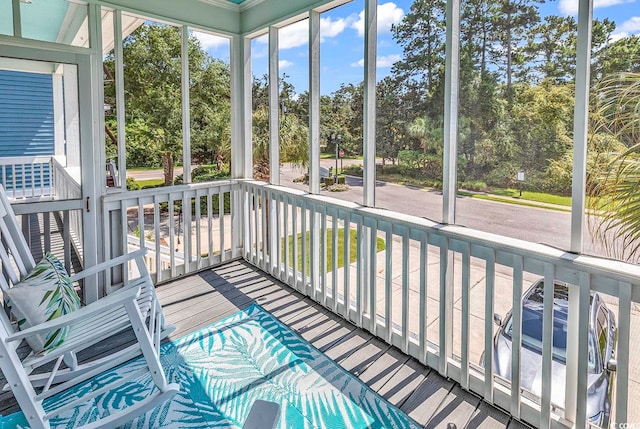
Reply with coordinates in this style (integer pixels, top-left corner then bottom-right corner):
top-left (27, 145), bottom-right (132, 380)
top-left (0, 186), bottom-right (179, 428)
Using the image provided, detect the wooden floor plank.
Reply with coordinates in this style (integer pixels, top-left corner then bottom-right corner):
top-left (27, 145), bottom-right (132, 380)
top-left (507, 418), bottom-right (533, 429)
top-left (466, 401), bottom-right (511, 429)
top-left (358, 344), bottom-right (412, 391)
top-left (377, 357), bottom-right (431, 408)
top-left (400, 369), bottom-right (455, 425)
top-left (324, 328), bottom-right (372, 363)
top-left (0, 259), bottom-right (512, 429)
top-left (424, 385), bottom-right (479, 429)
top-left (339, 336), bottom-right (392, 376)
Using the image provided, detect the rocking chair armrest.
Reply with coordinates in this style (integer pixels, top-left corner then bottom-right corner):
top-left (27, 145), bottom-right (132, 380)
top-left (69, 249), bottom-right (148, 283)
top-left (6, 284), bottom-right (141, 343)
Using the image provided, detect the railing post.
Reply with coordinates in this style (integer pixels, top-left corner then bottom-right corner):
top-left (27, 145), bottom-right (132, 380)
top-left (439, 238), bottom-right (454, 376)
top-left (565, 273), bottom-right (590, 428)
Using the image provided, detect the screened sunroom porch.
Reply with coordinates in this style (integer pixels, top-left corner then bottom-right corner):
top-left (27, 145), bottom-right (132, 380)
top-left (0, 0), bottom-right (639, 428)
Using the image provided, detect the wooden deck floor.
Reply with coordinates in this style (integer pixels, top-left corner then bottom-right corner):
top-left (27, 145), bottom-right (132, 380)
top-left (0, 259), bottom-right (531, 428)
top-left (158, 259), bottom-right (528, 429)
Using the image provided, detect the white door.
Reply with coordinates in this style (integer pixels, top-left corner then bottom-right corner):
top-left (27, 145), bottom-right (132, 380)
top-left (0, 46), bottom-right (101, 302)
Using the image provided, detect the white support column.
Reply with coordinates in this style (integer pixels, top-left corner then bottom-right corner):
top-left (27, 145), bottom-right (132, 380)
top-left (567, 2), bottom-right (594, 424)
top-left (52, 73), bottom-right (65, 157)
top-left (11, 0), bottom-right (21, 38)
top-left (361, 0), bottom-right (378, 309)
top-left (309, 10), bottom-right (321, 195)
top-left (442, 0), bottom-right (461, 225)
top-left (308, 12), bottom-right (322, 294)
top-left (231, 35), bottom-right (252, 180)
top-left (230, 34), bottom-right (252, 256)
top-left (80, 3), bottom-right (104, 302)
top-left (181, 26), bottom-right (191, 184)
top-left (114, 10), bottom-right (126, 187)
top-left (362, 0), bottom-right (377, 207)
top-left (439, 0), bottom-right (460, 381)
top-left (63, 65), bottom-right (80, 168)
top-left (269, 26), bottom-right (280, 185)
top-left (570, 0), bottom-right (593, 254)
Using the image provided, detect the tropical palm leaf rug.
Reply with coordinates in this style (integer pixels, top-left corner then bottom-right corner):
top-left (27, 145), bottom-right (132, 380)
top-left (1, 303), bottom-right (420, 428)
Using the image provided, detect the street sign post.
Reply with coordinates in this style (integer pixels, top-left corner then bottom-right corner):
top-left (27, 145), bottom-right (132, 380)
top-left (517, 170), bottom-right (525, 197)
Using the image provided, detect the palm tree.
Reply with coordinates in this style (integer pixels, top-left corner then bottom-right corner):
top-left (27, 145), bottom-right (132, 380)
top-left (252, 106), bottom-right (309, 181)
top-left (407, 117), bottom-right (443, 154)
top-left (588, 72), bottom-right (640, 262)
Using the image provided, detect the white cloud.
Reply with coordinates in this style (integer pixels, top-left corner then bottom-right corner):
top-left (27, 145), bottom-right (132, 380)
top-left (558, 0), bottom-right (635, 15)
top-left (279, 60), bottom-right (293, 70)
top-left (279, 20), bottom-right (308, 49)
top-left (351, 54), bottom-right (401, 68)
top-left (255, 16), bottom-right (349, 50)
top-left (616, 16), bottom-right (640, 34)
top-left (352, 2), bottom-right (404, 37)
top-left (608, 16), bottom-right (640, 41)
top-left (192, 31), bottom-right (229, 50)
top-left (377, 54), bottom-right (401, 67)
top-left (321, 16), bottom-right (349, 39)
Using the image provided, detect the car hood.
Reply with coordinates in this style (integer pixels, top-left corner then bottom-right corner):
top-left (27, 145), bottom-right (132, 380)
top-left (493, 331), bottom-right (603, 414)
top-left (519, 346), bottom-right (566, 405)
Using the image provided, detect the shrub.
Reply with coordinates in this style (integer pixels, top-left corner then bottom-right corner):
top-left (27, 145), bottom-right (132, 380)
top-left (378, 164), bottom-right (402, 174)
top-left (336, 175), bottom-right (346, 185)
top-left (324, 177), bottom-right (335, 186)
top-left (175, 164), bottom-right (230, 184)
top-left (460, 181), bottom-right (488, 192)
top-left (397, 150), bottom-right (442, 180)
top-left (327, 184), bottom-right (349, 192)
top-left (484, 162), bottom-right (519, 188)
top-left (126, 177), bottom-right (140, 191)
top-left (342, 165), bottom-right (363, 176)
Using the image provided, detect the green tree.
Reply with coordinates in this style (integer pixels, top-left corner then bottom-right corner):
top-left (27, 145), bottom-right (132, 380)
top-left (104, 24), bottom-right (233, 185)
top-left (511, 80), bottom-right (574, 173)
top-left (490, 0), bottom-right (541, 101)
top-left (119, 24), bottom-right (183, 185)
top-left (189, 55), bottom-right (232, 167)
top-left (592, 35), bottom-right (640, 81)
top-left (391, 0), bottom-right (446, 102)
top-left (525, 15), bottom-right (577, 83)
top-left (251, 75), bottom-right (310, 181)
top-left (377, 76), bottom-right (408, 166)
top-left (407, 117), bottom-right (443, 154)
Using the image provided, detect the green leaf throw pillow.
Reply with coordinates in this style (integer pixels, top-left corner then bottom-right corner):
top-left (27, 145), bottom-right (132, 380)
top-left (5, 253), bottom-right (81, 353)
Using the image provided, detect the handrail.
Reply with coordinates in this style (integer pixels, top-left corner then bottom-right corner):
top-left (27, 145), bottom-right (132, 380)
top-left (0, 155), bottom-right (55, 165)
top-left (102, 180), bottom-right (239, 286)
top-left (241, 180), bottom-right (640, 289)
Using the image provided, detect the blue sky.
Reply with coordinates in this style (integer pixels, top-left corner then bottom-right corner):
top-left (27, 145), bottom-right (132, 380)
top-left (195, 0), bottom-right (640, 95)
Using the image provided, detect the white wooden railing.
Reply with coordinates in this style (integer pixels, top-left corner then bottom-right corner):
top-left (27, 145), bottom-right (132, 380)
top-left (0, 155), bottom-right (54, 199)
top-left (103, 180), bottom-right (238, 286)
top-left (11, 200), bottom-right (84, 275)
top-left (4, 156), bottom-right (85, 271)
top-left (51, 157), bottom-right (83, 259)
top-left (240, 180), bottom-right (640, 429)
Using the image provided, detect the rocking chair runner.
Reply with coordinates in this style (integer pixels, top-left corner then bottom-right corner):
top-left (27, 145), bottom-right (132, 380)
top-left (0, 185), bottom-right (179, 428)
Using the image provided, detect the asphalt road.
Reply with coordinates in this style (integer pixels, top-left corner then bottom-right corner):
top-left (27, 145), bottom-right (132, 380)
top-left (128, 160), bottom-right (606, 257)
top-left (279, 160), bottom-right (606, 258)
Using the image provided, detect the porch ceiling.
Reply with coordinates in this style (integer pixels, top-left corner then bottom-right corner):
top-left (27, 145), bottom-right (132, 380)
top-left (3, 0), bottom-right (347, 45)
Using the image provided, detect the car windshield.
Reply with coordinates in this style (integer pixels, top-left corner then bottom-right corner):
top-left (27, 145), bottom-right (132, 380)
top-left (504, 282), bottom-right (596, 370)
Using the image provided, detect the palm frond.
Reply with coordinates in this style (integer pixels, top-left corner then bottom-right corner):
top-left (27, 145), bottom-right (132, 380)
top-left (589, 73), bottom-right (640, 262)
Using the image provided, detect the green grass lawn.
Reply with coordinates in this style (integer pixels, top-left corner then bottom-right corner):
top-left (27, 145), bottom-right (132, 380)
top-left (283, 228), bottom-right (385, 274)
top-left (458, 192), bottom-right (571, 212)
top-left (320, 153), bottom-right (363, 160)
top-left (490, 188), bottom-right (572, 206)
top-left (136, 179), bottom-right (164, 189)
top-left (368, 171), bottom-right (574, 210)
